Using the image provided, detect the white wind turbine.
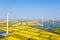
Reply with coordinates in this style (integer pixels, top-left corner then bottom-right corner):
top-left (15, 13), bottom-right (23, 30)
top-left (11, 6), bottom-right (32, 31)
top-left (41, 16), bottom-right (44, 29)
top-left (6, 12), bottom-right (9, 34)
top-left (41, 16), bottom-right (44, 26)
top-left (53, 18), bottom-right (55, 25)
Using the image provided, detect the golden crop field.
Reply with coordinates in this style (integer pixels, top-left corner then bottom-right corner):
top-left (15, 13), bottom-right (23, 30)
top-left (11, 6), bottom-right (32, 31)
top-left (0, 21), bottom-right (60, 40)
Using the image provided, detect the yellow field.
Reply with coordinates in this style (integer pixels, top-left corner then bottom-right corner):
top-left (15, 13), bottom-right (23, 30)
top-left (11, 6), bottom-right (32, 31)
top-left (0, 21), bottom-right (60, 40)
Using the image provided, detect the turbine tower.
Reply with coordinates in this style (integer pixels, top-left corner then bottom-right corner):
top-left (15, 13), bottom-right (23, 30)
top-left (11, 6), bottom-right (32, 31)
top-left (6, 12), bottom-right (9, 34)
top-left (41, 16), bottom-right (44, 25)
top-left (41, 16), bottom-right (44, 29)
top-left (53, 18), bottom-right (55, 24)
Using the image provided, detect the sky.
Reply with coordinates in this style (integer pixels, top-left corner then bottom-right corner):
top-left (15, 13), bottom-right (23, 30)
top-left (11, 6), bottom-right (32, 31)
top-left (0, 0), bottom-right (60, 20)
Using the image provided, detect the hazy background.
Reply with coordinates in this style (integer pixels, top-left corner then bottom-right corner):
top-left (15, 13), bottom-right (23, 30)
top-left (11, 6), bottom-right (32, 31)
top-left (0, 0), bottom-right (60, 20)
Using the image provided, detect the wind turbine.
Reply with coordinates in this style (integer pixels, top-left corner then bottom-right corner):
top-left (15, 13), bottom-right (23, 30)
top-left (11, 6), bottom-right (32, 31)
top-left (6, 12), bottom-right (9, 34)
top-left (53, 18), bottom-right (55, 24)
top-left (0, 12), bottom-right (12, 37)
top-left (41, 16), bottom-right (44, 26)
top-left (41, 16), bottom-right (44, 29)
